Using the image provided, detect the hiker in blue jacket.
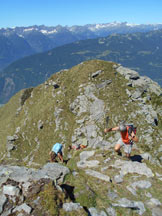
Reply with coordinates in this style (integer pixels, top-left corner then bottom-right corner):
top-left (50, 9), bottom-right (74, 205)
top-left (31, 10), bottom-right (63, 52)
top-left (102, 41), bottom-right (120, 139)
top-left (49, 143), bottom-right (63, 162)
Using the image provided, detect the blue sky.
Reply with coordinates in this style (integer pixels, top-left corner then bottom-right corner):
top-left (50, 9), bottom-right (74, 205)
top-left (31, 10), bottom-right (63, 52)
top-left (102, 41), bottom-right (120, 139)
top-left (1, 0), bottom-right (162, 28)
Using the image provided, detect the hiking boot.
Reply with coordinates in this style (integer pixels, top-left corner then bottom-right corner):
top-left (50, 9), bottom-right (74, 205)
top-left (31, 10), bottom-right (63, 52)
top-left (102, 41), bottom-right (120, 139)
top-left (123, 156), bottom-right (131, 161)
top-left (117, 151), bottom-right (122, 156)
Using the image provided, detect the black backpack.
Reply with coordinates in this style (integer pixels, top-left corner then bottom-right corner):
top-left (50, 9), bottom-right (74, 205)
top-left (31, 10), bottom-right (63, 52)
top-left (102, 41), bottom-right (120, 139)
top-left (127, 124), bottom-right (137, 136)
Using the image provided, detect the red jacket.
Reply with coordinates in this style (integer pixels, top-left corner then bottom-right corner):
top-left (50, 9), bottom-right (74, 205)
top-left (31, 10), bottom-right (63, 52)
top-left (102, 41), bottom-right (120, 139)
top-left (120, 126), bottom-right (130, 144)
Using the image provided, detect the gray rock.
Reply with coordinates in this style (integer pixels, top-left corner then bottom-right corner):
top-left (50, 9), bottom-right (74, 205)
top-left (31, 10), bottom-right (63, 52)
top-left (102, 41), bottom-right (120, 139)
top-left (158, 145), bottom-right (162, 153)
top-left (88, 207), bottom-right (107, 216)
top-left (33, 163), bottom-right (70, 183)
top-left (101, 166), bottom-right (109, 172)
top-left (7, 135), bottom-right (18, 141)
top-left (132, 180), bottom-right (152, 190)
top-left (13, 203), bottom-right (32, 214)
top-left (21, 181), bottom-right (33, 195)
top-left (96, 80), bottom-right (112, 89)
top-left (107, 190), bottom-right (118, 200)
top-left (126, 89), bottom-right (132, 97)
top-left (127, 180), bottom-right (152, 196)
top-left (103, 158), bottom-right (111, 163)
top-left (0, 194), bottom-right (7, 214)
top-left (147, 198), bottom-right (161, 207)
top-left (152, 207), bottom-right (162, 216)
top-left (116, 66), bottom-right (161, 96)
top-left (0, 163), bottom-right (69, 184)
top-left (90, 98), bottom-right (105, 122)
top-left (63, 202), bottom-right (82, 212)
top-left (106, 207), bottom-right (117, 216)
top-left (7, 144), bottom-right (16, 152)
top-left (127, 82), bottom-right (132, 87)
top-left (114, 175), bottom-right (123, 184)
top-left (113, 160), bottom-right (154, 177)
top-left (52, 81), bottom-right (59, 89)
top-left (0, 176), bottom-right (8, 187)
top-left (37, 120), bottom-right (43, 130)
top-left (85, 169), bottom-right (110, 182)
top-left (91, 70), bottom-right (103, 78)
top-left (130, 74), bottom-right (140, 80)
top-left (80, 151), bottom-right (95, 161)
top-left (77, 160), bottom-right (99, 168)
top-left (141, 153), bottom-right (152, 161)
top-left (145, 192), bottom-right (152, 198)
top-left (116, 66), bottom-right (139, 80)
top-left (113, 198), bottom-right (146, 215)
top-left (3, 185), bottom-right (20, 196)
top-left (131, 90), bottom-right (143, 99)
top-left (72, 171), bottom-right (79, 176)
top-left (1, 209), bottom-right (12, 216)
top-left (126, 186), bottom-right (137, 196)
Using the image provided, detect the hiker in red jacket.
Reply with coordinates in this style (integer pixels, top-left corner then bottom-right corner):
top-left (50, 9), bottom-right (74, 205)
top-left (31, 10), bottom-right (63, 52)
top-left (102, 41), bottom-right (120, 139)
top-left (104, 122), bottom-right (138, 158)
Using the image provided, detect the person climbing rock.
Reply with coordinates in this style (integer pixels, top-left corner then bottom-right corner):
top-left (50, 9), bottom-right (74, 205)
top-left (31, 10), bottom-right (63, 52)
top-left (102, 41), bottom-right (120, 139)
top-left (104, 121), bottom-right (138, 158)
top-left (68, 144), bottom-right (87, 151)
top-left (68, 138), bottom-right (88, 150)
top-left (49, 143), bottom-right (64, 162)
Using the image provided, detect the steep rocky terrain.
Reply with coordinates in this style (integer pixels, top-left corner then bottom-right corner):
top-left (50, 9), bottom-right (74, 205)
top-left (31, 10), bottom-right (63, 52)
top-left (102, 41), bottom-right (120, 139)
top-left (0, 60), bottom-right (161, 215)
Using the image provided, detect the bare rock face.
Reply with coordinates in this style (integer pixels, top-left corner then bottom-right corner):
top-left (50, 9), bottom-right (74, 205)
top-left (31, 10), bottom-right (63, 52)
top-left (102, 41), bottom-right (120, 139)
top-left (116, 66), bottom-right (161, 96)
top-left (3, 185), bottom-right (20, 196)
top-left (0, 163), bottom-right (70, 215)
top-left (0, 194), bottom-right (7, 214)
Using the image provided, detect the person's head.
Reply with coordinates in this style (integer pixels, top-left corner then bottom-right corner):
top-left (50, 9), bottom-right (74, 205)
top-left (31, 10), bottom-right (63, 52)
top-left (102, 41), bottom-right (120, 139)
top-left (119, 121), bottom-right (127, 132)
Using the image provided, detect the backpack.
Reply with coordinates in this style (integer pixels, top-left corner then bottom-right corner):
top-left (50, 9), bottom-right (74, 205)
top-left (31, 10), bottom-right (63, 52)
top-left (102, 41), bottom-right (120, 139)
top-left (126, 124), bottom-right (137, 136)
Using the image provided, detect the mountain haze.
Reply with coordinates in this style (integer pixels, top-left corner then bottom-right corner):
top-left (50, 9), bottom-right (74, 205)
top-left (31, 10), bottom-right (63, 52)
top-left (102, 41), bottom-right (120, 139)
top-left (1, 29), bottom-right (162, 103)
top-left (1, 22), bottom-right (162, 70)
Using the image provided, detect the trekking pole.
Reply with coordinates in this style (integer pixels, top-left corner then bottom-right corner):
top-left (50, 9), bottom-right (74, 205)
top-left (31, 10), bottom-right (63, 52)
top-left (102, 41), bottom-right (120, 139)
top-left (106, 116), bottom-right (109, 129)
top-left (102, 116), bottom-right (109, 157)
top-left (104, 116), bottom-right (109, 138)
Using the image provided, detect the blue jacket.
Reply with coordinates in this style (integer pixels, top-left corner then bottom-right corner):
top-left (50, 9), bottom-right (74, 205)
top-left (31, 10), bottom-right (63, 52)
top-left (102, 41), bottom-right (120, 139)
top-left (52, 143), bottom-right (62, 154)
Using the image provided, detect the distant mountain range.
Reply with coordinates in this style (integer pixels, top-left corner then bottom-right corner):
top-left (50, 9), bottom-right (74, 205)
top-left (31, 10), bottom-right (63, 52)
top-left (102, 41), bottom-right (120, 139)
top-left (1, 22), bottom-right (162, 70)
top-left (0, 28), bottom-right (162, 104)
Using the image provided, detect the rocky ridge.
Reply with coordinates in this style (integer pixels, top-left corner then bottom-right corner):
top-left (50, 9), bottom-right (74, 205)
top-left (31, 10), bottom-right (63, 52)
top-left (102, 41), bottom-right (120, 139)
top-left (0, 60), bottom-right (161, 215)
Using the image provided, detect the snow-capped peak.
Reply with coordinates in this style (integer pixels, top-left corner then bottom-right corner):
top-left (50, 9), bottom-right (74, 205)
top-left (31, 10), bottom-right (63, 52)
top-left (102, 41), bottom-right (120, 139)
top-left (40, 29), bottom-right (57, 34)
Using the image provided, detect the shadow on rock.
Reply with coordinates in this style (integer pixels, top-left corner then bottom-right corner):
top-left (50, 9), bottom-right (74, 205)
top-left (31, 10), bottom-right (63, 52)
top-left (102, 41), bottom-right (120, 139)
top-left (61, 184), bottom-right (75, 201)
top-left (83, 206), bottom-right (91, 215)
top-left (63, 159), bottom-right (70, 165)
top-left (130, 155), bottom-right (143, 163)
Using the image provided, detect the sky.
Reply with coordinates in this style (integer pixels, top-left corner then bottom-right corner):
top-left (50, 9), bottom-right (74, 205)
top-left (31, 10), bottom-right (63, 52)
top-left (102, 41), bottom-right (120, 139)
top-left (1, 0), bottom-right (162, 28)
